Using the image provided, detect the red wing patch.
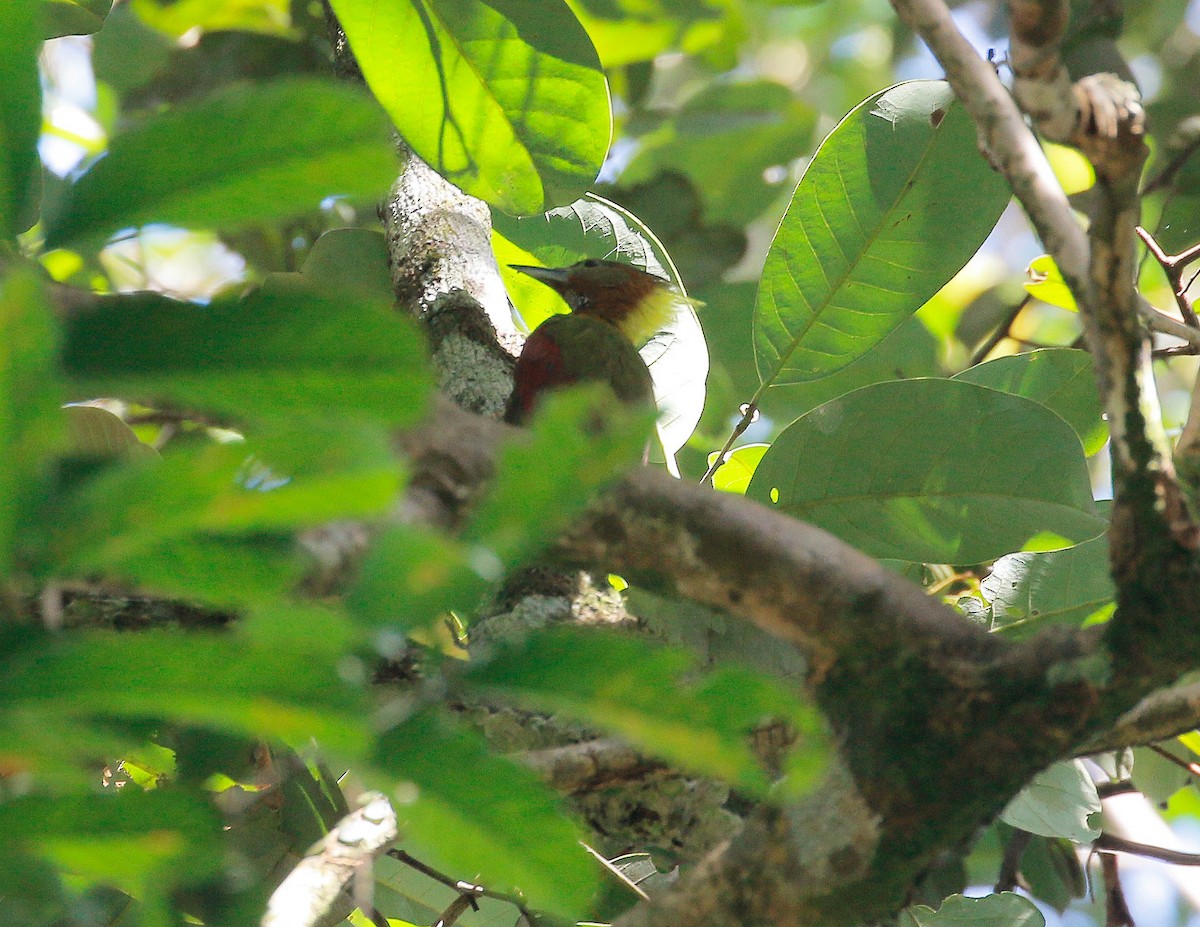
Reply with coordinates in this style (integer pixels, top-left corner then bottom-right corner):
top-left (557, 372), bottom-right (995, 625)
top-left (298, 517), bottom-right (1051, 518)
top-left (505, 329), bottom-right (576, 424)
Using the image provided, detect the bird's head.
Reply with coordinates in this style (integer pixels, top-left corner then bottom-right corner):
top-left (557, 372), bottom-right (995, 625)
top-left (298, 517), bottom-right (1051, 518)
top-left (510, 258), bottom-right (696, 347)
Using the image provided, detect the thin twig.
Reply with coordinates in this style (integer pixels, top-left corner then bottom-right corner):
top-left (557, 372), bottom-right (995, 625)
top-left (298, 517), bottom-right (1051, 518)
top-left (387, 849), bottom-right (533, 923)
top-left (1136, 226), bottom-right (1200, 327)
top-left (1100, 852), bottom-right (1135, 927)
top-left (970, 295), bottom-right (1033, 366)
top-left (583, 843), bottom-right (651, 901)
top-left (995, 828), bottom-right (1033, 893)
top-left (1142, 134), bottom-right (1200, 195)
top-left (1152, 345), bottom-right (1199, 359)
top-left (1145, 742), bottom-right (1200, 778)
top-left (1095, 832), bottom-right (1200, 866)
top-left (434, 894), bottom-right (480, 927)
top-left (700, 401), bottom-right (759, 485)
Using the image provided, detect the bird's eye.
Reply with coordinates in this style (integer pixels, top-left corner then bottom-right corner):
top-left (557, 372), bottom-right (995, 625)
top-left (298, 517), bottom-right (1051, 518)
top-left (581, 258), bottom-right (601, 268)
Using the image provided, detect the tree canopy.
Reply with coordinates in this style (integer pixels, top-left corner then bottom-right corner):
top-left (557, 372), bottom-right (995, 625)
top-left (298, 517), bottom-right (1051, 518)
top-left (3, 1), bottom-right (1200, 926)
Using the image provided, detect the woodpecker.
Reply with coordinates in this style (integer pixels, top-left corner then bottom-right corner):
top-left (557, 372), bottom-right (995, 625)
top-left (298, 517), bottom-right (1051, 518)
top-left (504, 259), bottom-right (687, 426)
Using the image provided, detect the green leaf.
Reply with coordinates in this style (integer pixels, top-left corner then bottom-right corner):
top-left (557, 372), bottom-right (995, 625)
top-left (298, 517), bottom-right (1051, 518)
top-left (301, 227), bottom-right (393, 302)
top-left (955, 349), bottom-right (1106, 455)
top-left (980, 537), bottom-right (1114, 639)
top-left (900, 892), bottom-right (1045, 927)
top-left (0, 1), bottom-right (41, 238)
top-left (0, 630), bottom-right (371, 756)
top-left (376, 709), bottom-right (597, 917)
top-left (132, 0), bottom-right (292, 37)
top-left (1001, 760), bottom-right (1101, 843)
top-left (494, 193), bottom-right (708, 459)
top-left (41, 0), bottom-right (113, 37)
top-left (64, 404), bottom-right (158, 459)
top-left (708, 443), bottom-right (769, 494)
top-left (348, 524), bottom-right (493, 631)
top-left (0, 791), bottom-right (222, 913)
top-left (43, 79), bottom-right (397, 249)
top-left (47, 428), bottom-right (400, 606)
top-left (61, 284), bottom-right (432, 430)
top-left (1020, 835), bottom-right (1086, 912)
top-left (466, 628), bottom-right (829, 794)
top-left (754, 80), bottom-right (1010, 386)
top-left (746, 379), bottom-right (1106, 564)
top-left (622, 80), bottom-right (816, 226)
top-left (0, 269), bottom-right (63, 578)
top-left (1024, 255), bottom-right (1078, 311)
top-left (329, 0), bottom-right (610, 216)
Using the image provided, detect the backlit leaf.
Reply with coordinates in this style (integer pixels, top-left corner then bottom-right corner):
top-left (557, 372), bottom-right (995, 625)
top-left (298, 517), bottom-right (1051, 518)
top-left (43, 79), bottom-right (396, 248)
top-left (329, 0), bottom-right (610, 215)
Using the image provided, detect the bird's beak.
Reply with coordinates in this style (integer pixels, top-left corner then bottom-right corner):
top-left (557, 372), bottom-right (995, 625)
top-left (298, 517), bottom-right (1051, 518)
top-left (509, 264), bottom-right (570, 291)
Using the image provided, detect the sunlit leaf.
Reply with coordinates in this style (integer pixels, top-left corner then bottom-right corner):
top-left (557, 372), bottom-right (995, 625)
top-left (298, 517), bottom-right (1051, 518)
top-left (746, 379), bottom-right (1105, 564)
top-left (979, 537), bottom-right (1114, 639)
top-left (708, 443), bottom-right (769, 494)
top-left (754, 81), bottom-right (1010, 387)
top-left (329, 0), bottom-right (610, 215)
top-left (132, 0), bottom-right (291, 38)
top-left (43, 79), bottom-right (397, 248)
top-left (376, 710), bottom-right (597, 917)
top-left (1024, 255), bottom-right (1078, 311)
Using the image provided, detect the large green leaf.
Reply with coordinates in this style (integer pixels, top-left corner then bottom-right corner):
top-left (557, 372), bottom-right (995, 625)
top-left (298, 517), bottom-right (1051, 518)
top-left (746, 379), bottom-right (1106, 564)
top-left (978, 536), bottom-right (1114, 639)
top-left (0, 270), bottom-right (62, 578)
top-left (43, 79), bottom-right (397, 249)
top-left (61, 284), bottom-right (432, 430)
top-left (466, 627), bottom-right (829, 795)
top-left (1000, 760), bottom-right (1101, 843)
top-left (0, 791), bottom-right (222, 920)
top-left (0, 1), bottom-right (41, 238)
top-left (954, 349), bottom-right (1106, 455)
top-left (493, 193), bottom-right (708, 459)
top-left (46, 429), bottom-right (400, 606)
top-left (376, 709), bottom-right (597, 917)
top-left (900, 893), bottom-right (1045, 927)
top-left (754, 81), bottom-right (1010, 387)
top-left (0, 630), bottom-right (370, 757)
top-left (330, 0), bottom-right (610, 216)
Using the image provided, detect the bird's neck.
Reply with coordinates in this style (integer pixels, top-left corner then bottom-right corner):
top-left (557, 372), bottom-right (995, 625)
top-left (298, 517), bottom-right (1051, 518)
top-left (579, 283), bottom-right (683, 347)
